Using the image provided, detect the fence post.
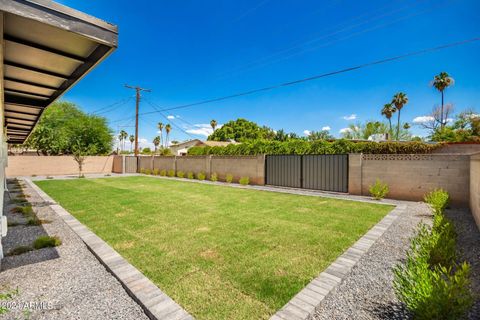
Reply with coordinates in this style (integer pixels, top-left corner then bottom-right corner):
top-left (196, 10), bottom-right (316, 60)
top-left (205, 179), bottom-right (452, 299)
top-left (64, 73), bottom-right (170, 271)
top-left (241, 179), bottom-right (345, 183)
top-left (348, 153), bottom-right (362, 195)
top-left (206, 155), bottom-right (212, 179)
top-left (173, 156), bottom-right (177, 173)
top-left (122, 155), bottom-right (126, 174)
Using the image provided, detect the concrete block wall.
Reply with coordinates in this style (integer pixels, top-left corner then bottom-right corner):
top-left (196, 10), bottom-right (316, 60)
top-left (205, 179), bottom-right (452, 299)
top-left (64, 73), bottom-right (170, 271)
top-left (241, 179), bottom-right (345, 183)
top-left (470, 153), bottom-right (480, 229)
top-left (153, 156), bottom-right (176, 172)
top-left (348, 153), bottom-right (470, 206)
top-left (175, 156), bottom-right (209, 176)
top-left (6, 156), bottom-right (115, 177)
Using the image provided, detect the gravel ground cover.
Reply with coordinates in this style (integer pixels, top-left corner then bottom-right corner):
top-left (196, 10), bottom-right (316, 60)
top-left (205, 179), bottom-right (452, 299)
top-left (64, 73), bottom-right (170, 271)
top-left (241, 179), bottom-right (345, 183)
top-left (0, 179), bottom-right (149, 320)
top-left (313, 203), bottom-right (480, 320)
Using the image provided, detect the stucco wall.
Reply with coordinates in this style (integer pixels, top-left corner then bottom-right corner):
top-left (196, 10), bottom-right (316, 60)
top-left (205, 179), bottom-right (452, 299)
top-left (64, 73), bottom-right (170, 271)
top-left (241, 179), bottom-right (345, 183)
top-left (470, 153), bottom-right (480, 229)
top-left (6, 156), bottom-right (114, 177)
top-left (349, 154), bottom-right (470, 206)
top-left (152, 156), bottom-right (176, 172)
top-left (175, 156), bottom-right (209, 176)
top-left (211, 155), bottom-right (265, 184)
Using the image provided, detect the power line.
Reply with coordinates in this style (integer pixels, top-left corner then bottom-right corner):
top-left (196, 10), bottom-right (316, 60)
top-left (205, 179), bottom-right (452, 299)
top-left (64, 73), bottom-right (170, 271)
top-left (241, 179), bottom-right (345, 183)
top-left (91, 96), bottom-right (134, 114)
top-left (112, 36), bottom-right (479, 121)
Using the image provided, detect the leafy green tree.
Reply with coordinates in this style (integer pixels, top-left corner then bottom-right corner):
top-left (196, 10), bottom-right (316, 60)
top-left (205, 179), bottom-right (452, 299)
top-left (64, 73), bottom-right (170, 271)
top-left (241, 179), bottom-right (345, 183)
top-left (381, 103), bottom-right (396, 138)
top-left (342, 121), bottom-right (412, 141)
top-left (25, 101), bottom-right (113, 156)
top-left (307, 130), bottom-right (334, 141)
top-left (432, 72), bottom-right (454, 128)
top-left (431, 110), bottom-right (479, 142)
top-left (208, 118), bottom-right (275, 142)
top-left (392, 92), bottom-right (408, 140)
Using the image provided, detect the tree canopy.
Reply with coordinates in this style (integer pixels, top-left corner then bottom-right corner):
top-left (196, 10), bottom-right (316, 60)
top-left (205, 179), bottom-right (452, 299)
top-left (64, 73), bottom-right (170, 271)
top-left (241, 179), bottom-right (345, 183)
top-left (25, 101), bottom-right (113, 155)
top-left (208, 118), bottom-right (275, 142)
top-left (431, 110), bottom-right (479, 142)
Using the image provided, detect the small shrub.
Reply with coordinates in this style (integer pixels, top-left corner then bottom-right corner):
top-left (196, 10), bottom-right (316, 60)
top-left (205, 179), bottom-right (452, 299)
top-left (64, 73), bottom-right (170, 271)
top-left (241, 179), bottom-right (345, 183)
top-left (7, 246), bottom-right (32, 256)
top-left (187, 172), bottom-right (194, 179)
top-left (33, 236), bottom-right (61, 249)
top-left (239, 177), bottom-right (250, 185)
top-left (152, 169), bottom-right (160, 175)
top-left (160, 169), bottom-right (167, 176)
top-left (225, 174), bottom-right (234, 183)
top-left (369, 179), bottom-right (389, 200)
top-left (167, 170), bottom-right (175, 177)
top-left (144, 169), bottom-right (152, 175)
top-left (394, 258), bottom-right (473, 319)
top-left (210, 172), bottom-right (218, 182)
top-left (177, 171), bottom-right (185, 178)
top-left (424, 189), bottom-right (450, 214)
top-left (11, 206), bottom-right (24, 214)
top-left (139, 168), bottom-right (146, 174)
top-left (197, 172), bottom-right (206, 180)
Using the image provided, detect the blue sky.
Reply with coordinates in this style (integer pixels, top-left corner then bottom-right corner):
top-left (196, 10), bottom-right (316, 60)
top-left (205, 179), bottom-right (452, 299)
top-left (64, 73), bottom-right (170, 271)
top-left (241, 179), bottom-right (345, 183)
top-left (57, 0), bottom-right (479, 148)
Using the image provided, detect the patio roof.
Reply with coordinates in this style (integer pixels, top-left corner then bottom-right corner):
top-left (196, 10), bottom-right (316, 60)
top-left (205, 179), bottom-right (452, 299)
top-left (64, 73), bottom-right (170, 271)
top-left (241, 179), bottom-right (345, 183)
top-left (0, 0), bottom-right (118, 144)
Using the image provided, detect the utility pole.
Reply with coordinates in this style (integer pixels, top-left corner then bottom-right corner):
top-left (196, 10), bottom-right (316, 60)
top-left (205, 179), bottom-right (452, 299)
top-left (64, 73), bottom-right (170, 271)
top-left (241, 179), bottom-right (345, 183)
top-left (125, 85), bottom-right (151, 156)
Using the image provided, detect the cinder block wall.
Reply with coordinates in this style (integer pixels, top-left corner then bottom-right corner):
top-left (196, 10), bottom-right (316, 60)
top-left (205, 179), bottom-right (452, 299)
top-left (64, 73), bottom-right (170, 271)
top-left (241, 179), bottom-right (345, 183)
top-left (432, 143), bottom-right (480, 155)
top-left (211, 155), bottom-right (265, 184)
top-left (470, 153), bottom-right (480, 229)
top-left (153, 156), bottom-right (176, 172)
top-left (349, 154), bottom-right (470, 206)
top-left (6, 156), bottom-right (114, 177)
top-left (175, 156), bottom-right (209, 176)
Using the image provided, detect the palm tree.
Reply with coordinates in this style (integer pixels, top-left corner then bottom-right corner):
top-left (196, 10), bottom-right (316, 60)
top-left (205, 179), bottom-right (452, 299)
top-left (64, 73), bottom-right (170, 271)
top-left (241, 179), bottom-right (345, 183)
top-left (210, 119), bottom-right (217, 131)
top-left (118, 130), bottom-right (128, 151)
top-left (165, 124), bottom-right (172, 147)
top-left (432, 72), bottom-right (454, 128)
top-left (153, 136), bottom-right (160, 152)
top-left (157, 122), bottom-right (164, 148)
top-left (129, 135), bottom-right (135, 152)
top-left (381, 103), bottom-right (396, 139)
top-left (392, 92), bottom-right (408, 141)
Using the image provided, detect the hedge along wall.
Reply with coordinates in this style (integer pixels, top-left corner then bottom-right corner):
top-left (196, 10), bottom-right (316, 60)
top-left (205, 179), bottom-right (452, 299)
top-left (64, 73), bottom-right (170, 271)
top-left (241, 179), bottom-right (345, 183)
top-left (136, 155), bottom-right (266, 184)
top-left (188, 140), bottom-right (441, 156)
top-left (349, 154), bottom-right (470, 206)
top-left (470, 153), bottom-right (480, 229)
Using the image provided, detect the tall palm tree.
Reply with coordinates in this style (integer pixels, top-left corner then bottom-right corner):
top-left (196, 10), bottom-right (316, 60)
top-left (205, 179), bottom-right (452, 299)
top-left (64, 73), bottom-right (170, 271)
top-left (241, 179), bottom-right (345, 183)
top-left (129, 135), bottom-right (135, 152)
top-left (118, 130), bottom-right (128, 151)
top-left (210, 119), bottom-right (217, 131)
top-left (432, 72), bottom-right (454, 128)
top-left (392, 92), bottom-right (408, 141)
top-left (157, 122), bottom-right (164, 148)
top-left (153, 136), bottom-right (160, 152)
top-left (381, 103), bottom-right (396, 139)
top-left (165, 124), bottom-right (172, 147)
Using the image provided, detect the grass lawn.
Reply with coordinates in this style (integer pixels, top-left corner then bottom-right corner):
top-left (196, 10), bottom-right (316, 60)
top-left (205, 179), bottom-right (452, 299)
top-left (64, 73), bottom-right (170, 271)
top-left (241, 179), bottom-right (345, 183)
top-left (36, 176), bottom-right (392, 320)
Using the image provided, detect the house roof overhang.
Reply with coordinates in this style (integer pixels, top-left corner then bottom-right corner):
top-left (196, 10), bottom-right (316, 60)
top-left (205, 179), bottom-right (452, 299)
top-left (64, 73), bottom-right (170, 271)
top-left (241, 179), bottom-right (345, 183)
top-left (0, 0), bottom-right (118, 144)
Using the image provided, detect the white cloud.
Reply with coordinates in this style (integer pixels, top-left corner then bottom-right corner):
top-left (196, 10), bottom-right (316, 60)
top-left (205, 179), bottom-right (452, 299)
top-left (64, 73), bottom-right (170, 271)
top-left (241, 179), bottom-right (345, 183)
top-left (412, 116), bottom-right (435, 124)
top-left (138, 138), bottom-right (155, 150)
top-left (185, 123), bottom-right (222, 137)
top-left (167, 115), bottom-right (175, 120)
top-left (339, 127), bottom-right (353, 134)
top-left (342, 114), bottom-right (357, 121)
top-left (322, 126), bottom-right (331, 131)
top-left (303, 130), bottom-right (311, 136)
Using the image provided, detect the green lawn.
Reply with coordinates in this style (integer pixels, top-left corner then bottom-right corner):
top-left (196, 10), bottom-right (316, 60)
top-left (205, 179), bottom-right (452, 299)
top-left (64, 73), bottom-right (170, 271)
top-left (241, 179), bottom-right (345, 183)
top-left (36, 176), bottom-right (392, 320)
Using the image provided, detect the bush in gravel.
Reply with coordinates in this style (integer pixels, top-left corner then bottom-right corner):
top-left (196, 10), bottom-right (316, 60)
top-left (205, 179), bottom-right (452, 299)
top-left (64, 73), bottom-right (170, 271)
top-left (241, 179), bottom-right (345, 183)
top-left (33, 236), bottom-right (62, 249)
top-left (393, 190), bottom-right (473, 319)
top-left (7, 246), bottom-right (33, 256)
top-left (177, 171), bottom-right (185, 178)
top-left (239, 177), bottom-right (250, 185)
top-left (167, 170), bottom-right (175, 177)
top-left (187, 172), bottom-right (194, 179)
top-left (225, 174), bottom-right (234, 183)
top-left (21, 206), bottom-right (33, 216)
top-left (26, 217), bottom-right (49, 226)
top-left (210, 172), bottom-right (218, 182)
top-left (160, 169), bottom-right (167, 176)
top-left (369, 179), bottom-right (389, 200)
top-left (424, 189), bottom-right (450, 215)
top-left (197, 172), bottom-right (206, 180)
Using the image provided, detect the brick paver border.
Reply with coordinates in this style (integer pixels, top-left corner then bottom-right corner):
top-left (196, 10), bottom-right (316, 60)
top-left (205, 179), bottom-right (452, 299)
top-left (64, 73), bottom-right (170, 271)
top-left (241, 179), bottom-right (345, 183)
top-left (24, 174), bottom-right (407, 320)
top-left (24, 178), bottom-right (194, 320)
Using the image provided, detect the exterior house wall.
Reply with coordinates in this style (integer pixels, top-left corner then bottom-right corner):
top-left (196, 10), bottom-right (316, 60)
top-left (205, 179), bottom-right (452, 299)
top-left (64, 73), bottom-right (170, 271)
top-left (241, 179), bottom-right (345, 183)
top-left (470, 153), bottom-right (480, 229)
top-left (348, 154), bottom-right (470, 206)
top-left (6, 156), bottom-right (114, 177)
